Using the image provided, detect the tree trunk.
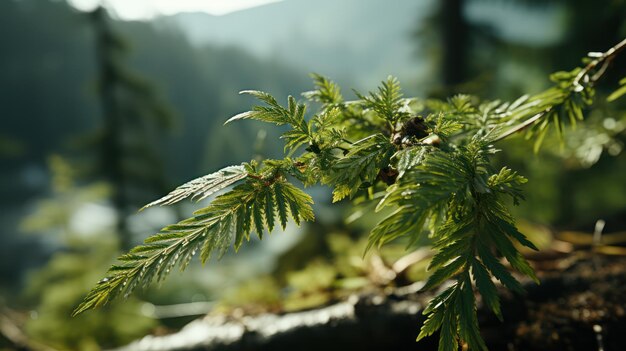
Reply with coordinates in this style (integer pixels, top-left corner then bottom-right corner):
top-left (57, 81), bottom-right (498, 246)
top-left (441, 0), bottom-right (468, 88)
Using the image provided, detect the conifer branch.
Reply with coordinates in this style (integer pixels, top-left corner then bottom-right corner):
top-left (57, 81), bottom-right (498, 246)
top-left (574, 37), bottom-right (626, 87)
top-left (493, 38), bottom-right (626, 143)
top-left (492, 109), bottom-right (549, 142)
top-left (78, 40), bottom-right (626, 350)
top-left (327, 133), bottom-right (395, 202)
top-left (74, 173), bottom-right (313, 315)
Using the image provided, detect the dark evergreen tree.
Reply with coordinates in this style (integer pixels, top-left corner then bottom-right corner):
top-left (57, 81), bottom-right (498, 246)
top-left (90, 7), bottom-right (175, 250)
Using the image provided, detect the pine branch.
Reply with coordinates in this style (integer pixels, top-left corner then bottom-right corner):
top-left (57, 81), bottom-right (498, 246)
top-left (76, 41), bottom-right (626, 350)
top-left (574, 37), bottom-right (626, 87)
top-left (420, 177), bottom-right (538, 345)
top-left (415, 194), bottom-right (538, 351)
top-left (493, 38), bottom-right (626, 144)
top-left (74, 177), bottom-right (313, 315)
top-left (487, 167), bottom-right (527, 205)
top-left (365, 136), bottom-right (538, 349)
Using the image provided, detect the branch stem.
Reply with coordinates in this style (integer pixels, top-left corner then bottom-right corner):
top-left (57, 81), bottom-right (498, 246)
top-left (493, 38), bottom-right (626, 143)
top-left (493, 109), bottom-right (550, 142)
top-left (574, 37), bottom-right (626, 87)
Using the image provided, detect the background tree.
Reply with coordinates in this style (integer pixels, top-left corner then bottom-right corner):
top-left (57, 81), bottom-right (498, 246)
top-left (20, 155), bottom-right (155, 351)
top-left (2, 1), bottom-right (626, 350)
top-left (89, 7), bottom-right (176, 250)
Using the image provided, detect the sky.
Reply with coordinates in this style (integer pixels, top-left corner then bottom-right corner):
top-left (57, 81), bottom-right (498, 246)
top-left (67, 0), bottom-right (282, 20)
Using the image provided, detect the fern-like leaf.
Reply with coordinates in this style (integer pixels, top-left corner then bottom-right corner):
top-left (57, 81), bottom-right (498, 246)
top-left (356, 76), bottom-right (407, 123)
top-left (471, 259), bottom-right (502, 320)
top-left (368, 139), bottom-right (537, 349)
top-left (367, 147), bottom-right (472, 251)
top-left (74, 178), bottom-right (313, 315)
top-left (142, 165), bottom-right (247, 209)
top-left (225, 90), bottom-right (286, 124)
top-left (416, 193), bottom-right (537, 349)
top-left (487, 167), bottom-right (527, 205)
top-left (457, 273), bottom-right (487, 351)
top-left (327, 133), bottom-right (395, 202)
top-left (227, 91), bottom-right (311, 153)
top-left (302, 73), bottom-right (343, 106)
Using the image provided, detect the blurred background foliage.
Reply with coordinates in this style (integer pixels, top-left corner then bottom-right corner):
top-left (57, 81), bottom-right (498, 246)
top-left (0, 0), bottom-right (625, 349)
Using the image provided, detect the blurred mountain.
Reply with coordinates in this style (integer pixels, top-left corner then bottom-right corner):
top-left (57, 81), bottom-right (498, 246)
top-left (0, 0), bottom-right (311, 194)
top-left (157, 0), bottom-right (433, 93)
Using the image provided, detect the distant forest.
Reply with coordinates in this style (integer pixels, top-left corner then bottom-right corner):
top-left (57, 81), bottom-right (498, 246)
top-left (2, 0), bottom-right (626, 290)
top-left (0, 0), bottom-right (311, 286)
top-left (0, 0), bottom-right (311, 202)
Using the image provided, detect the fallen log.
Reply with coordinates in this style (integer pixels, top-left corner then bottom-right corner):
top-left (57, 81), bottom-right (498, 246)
top-left (113, 254), bottom-right (626, 351)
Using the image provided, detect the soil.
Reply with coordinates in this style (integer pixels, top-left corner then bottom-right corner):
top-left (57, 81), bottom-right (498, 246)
top-left (483, 253), bottom-right (626, 351)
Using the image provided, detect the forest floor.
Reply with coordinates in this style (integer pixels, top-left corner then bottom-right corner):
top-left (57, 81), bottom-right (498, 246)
top-left (483, 252), bottom-right (626, 350)
top-left (115, 251), bottom-right (626, 351)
